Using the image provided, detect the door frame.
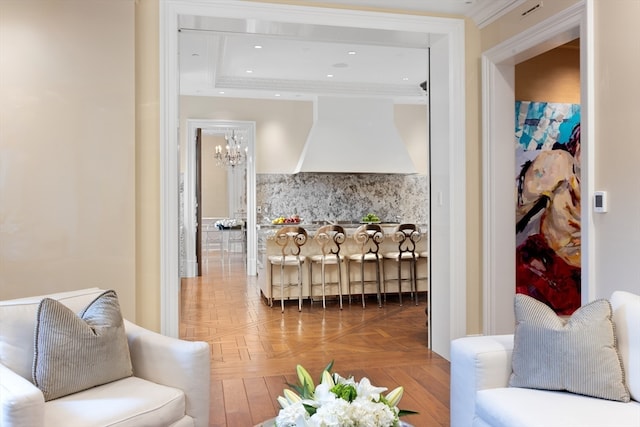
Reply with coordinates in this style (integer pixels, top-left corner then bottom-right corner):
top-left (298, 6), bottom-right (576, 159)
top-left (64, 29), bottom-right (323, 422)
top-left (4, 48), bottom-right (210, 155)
top-left (481, 0), bottom-right (594, 334)
top-left (160, 0), bottom-right (466, 360)
top-left (183, 119), bottom-right (257, 278)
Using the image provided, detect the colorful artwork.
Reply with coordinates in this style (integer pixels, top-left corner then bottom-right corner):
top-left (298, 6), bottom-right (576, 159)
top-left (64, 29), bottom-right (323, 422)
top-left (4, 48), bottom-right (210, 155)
top-left (515, 101), bottom-right (581, 315)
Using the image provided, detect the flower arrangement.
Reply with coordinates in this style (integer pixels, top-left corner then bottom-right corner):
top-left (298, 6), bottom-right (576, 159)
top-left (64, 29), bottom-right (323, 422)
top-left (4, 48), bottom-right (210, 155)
top-left (275, 362), bottom-right (416, 427)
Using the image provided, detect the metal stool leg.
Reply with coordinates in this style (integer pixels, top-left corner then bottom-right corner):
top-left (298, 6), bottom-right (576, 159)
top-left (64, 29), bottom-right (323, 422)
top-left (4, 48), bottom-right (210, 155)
top-left (360, 260), bottom-right (366, 308)
top-left (321, 259), bottom-right (327, 309)
top-left (297, 261), bottom-right (302, 312)
top-left (397, 256), bottom-right (403, 306)
top-left (280, 262), bottom-right (285, 312)
top-left (375, 257), bottom-right (382, 308)
top-left (337, 261), bottom-right (343, 310)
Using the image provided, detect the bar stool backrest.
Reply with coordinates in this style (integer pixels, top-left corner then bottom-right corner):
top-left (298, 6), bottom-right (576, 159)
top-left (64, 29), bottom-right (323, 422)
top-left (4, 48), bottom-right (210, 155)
top-left (314, 225), bottom-right (346, 257)
top-left (353, 224), bottom-right (384, 256)
top-left (393, 223), bottom-right (421, 255)
top-left (274, 226), bottom-right (308, 257)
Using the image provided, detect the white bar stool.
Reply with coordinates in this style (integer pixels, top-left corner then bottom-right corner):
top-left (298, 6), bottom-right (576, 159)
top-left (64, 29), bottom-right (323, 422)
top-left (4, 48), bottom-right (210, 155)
top-left (346, 224), bottom-right (385, 308)
top-left (382, 223), bottom-right (421, 305)
top-left (309, 225), bottom-right (346, 309)
top-left (268, 226), bottom-right (308, 312)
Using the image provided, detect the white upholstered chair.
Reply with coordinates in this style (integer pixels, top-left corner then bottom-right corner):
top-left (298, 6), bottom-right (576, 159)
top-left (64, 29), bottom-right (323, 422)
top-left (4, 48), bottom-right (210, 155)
top-left (0, 288), bottom-right (210, 427)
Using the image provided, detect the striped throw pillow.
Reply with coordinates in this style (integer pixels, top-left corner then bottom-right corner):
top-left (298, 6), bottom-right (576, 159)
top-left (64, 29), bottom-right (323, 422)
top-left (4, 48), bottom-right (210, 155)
top-left (32, 290), bottom-right (133, 401)
top-left (509, 293), bottom-right (630, 402)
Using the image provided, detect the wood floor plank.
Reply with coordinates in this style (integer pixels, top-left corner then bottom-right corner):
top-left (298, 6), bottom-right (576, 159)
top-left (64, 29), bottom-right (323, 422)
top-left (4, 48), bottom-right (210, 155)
top-left (209, 379), bottom-right (226, 427)
top-left (222, 378), bottom-right (254, 427)
top-left (181, 252), bottom-right (449, 426)
top-left (243, 377), bottom-right (278, 425)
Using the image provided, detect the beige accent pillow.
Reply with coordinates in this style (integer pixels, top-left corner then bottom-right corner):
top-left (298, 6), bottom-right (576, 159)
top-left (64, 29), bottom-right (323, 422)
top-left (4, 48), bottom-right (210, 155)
top-left (33, 290), bottom-right (133, 401)
top-left (509, 293), bottom-right (630, 402)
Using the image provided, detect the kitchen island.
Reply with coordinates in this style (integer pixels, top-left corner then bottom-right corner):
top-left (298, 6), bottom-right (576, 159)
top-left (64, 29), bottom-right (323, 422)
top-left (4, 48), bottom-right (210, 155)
top-left (256, 223), bottom-right (428, 307)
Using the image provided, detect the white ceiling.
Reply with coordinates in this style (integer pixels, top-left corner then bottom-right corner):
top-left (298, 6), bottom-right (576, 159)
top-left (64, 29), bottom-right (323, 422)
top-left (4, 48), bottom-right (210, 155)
top-left (178, 0), bottom-right (523, 103)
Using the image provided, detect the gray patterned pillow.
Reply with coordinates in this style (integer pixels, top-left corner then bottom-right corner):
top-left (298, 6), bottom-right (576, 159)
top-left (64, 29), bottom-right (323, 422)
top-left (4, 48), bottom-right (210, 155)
top-left (33, 290), bottom-right (133, 401)
top-left (509, 293), bottom-right (630, 402)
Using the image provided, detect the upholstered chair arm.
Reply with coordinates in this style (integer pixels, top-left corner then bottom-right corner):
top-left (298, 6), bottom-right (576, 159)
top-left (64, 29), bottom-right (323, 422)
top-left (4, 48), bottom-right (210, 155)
top-left (0, 363), bottom-right (45, 427)
top-left (124, 320), bottom-right (211, 427)
top-left (450, 334), bottom-right (514, 427)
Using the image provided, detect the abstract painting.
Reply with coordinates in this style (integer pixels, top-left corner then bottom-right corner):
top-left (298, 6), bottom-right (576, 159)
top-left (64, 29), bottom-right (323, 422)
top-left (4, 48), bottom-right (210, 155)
top-left (515, 101), bottom-right (581, 315)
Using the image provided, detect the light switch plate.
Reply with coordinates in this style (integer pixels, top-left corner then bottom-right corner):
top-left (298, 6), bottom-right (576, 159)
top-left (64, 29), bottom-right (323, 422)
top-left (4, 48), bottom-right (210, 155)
top-left (594, 191), bottom-right (607, 213)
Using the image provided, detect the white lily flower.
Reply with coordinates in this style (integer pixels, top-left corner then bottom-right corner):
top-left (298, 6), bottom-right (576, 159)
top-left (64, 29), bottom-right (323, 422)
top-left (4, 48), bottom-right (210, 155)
top-left (385, 386), bottom-right (404, 407)
top-left (277, 395), bottom-right (290, 408)
top-left (284, 388), bottom-right (302, 404)
top-left (321, 370), bottom-right (335, 388)
top-left (275, 364), bottom-right (411, 427)
top-left (334, 373), bottom-right (355, 386)
top-left (296, 364), bottom-right (315, 396)
top-left (355, 377), bottom-right (387, 402)
top-left (313, 382), bottom-right (337, 404)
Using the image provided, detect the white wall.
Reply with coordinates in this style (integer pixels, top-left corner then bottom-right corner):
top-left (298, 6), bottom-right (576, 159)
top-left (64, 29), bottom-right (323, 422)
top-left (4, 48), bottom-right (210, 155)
top-left (201, 134), bottom-right (229, 218)
top-left (0, 0), bottom-right (136, 318)
top-left (593, 1), bottom-right (640, 298)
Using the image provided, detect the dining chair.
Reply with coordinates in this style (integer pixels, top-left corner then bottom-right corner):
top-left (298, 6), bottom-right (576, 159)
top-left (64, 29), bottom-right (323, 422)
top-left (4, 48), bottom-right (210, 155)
top-left (309, 225), bottom-right (346, 309)
top-left (267, 226), bottom-right (308, 312)
top-left (346, 224), bottom-right (385, 308)
top-left (382, 223), bottom-right (422, 305)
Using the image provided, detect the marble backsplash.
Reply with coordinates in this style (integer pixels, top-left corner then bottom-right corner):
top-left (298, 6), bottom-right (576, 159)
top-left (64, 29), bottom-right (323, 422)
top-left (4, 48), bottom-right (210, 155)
top-left (257, 173), bottom-right (428, 224)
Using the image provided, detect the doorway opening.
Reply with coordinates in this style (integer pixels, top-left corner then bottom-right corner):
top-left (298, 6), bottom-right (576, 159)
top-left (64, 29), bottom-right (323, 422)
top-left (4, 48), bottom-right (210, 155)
top-left (182, 120), bottom-right (256, 278)
top-left (161, 1), bottom-right (466, 360)
top-left (482, 2), bottom-right (593, 334)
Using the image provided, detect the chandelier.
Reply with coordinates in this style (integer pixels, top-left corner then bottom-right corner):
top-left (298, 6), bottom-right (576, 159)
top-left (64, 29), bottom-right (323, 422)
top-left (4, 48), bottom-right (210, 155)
top-left (214, 130), bottom-right (247, 168)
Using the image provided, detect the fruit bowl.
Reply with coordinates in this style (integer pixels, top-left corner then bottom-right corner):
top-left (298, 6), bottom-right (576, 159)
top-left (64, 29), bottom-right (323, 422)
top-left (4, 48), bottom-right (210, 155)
top-left (271, 215), bottom-right (302, 225)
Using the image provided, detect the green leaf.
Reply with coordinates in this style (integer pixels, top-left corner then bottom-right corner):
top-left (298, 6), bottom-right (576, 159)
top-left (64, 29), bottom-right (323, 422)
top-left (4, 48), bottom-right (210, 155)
top-left (303, 403), bottom-right (317, 417)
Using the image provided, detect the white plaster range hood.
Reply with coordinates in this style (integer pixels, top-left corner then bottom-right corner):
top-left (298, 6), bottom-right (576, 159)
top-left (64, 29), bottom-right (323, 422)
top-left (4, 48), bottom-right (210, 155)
top-left (294, 96), bottom-right (417, 174)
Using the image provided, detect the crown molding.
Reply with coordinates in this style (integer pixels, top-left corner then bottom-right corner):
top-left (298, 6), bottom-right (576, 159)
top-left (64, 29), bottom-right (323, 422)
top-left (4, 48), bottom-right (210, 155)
top-left (468, 0), bottom-right (527, 28)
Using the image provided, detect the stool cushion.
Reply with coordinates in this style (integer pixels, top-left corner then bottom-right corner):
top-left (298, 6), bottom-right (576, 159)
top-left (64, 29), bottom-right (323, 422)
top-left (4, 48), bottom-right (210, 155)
top-left (382, 251), bottom-right (418, 260)
top-left (348, 253), bottom-right (380, 262)
top-left (310, 254), bottom-right (343, 263)
top-left (268, 255), bottom-right (306, 265)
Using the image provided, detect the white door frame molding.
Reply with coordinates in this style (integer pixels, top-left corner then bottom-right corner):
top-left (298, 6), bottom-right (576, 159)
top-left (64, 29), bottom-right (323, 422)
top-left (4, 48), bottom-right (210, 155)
top-left (481, 0), bottom-right (594, 334)
top-left (160, 0), bottom-right (467, 356)
top-left (184, 119), bottom-right (257, 278)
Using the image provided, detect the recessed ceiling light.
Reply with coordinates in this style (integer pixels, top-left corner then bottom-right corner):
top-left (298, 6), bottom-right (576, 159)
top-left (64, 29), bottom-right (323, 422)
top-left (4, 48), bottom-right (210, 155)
top-left (327, 74), bottom-right (334, 78)
top-left (274, 93), bottom-right (281, 97)
top-left (348, 51), bottom-right (356, 55)
top-left (218, 91), bottom-right (225, 95)
top-left (402, 77), bottom-right (409, 81)
top-left (254, 45), bottom-right (263, 49)
top-left (246, 69), bottom-right (253, 73)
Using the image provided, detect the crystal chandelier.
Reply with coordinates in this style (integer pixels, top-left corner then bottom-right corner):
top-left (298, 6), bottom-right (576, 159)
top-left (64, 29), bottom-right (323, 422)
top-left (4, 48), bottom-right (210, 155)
top-left (214, 130), bottom-right (247, 168)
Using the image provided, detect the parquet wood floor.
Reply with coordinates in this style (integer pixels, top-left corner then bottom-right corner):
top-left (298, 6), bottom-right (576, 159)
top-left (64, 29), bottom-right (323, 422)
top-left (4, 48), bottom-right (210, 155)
top-left (180, 252), bottom-right (450, 427)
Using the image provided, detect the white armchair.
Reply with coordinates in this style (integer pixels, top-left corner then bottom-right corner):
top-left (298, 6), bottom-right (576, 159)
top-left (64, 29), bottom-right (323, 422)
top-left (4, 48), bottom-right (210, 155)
top-left (0, 288), bottom-right (210, 427)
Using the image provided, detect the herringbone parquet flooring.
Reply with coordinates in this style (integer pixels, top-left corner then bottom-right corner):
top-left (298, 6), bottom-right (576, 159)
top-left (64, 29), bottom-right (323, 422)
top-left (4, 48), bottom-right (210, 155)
top-left (180, 252), bottom-right (450, 426)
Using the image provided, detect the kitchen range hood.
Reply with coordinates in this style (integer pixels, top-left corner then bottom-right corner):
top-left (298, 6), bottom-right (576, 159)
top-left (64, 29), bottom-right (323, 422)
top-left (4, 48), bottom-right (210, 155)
top-left (294, 97), bottom-right (417, 174)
